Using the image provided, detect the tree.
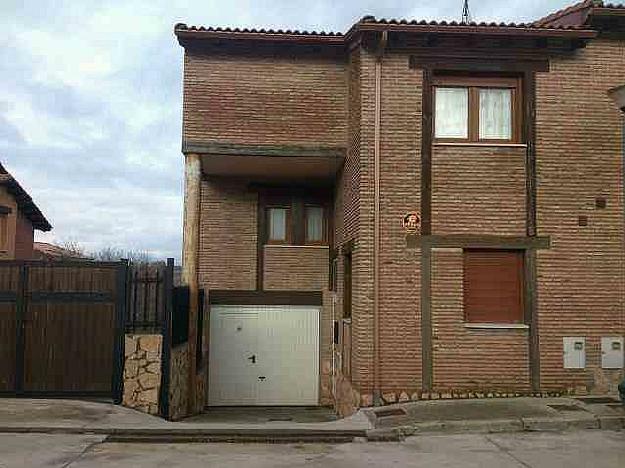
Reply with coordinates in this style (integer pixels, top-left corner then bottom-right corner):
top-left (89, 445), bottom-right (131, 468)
top-left (91, 246), bottom-right (152, 263)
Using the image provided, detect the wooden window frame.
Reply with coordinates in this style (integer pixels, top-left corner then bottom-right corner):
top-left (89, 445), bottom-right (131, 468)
top-left (266, 205), bottom-right (292, 245)
top-left (463, 249), bottom-right (525, 324)
top-left (304, 204), bottom-right (327, 245)
top-left (0, 215), bottom-right (6, 251)
top-left (433, 75), bottom-right (523, 144)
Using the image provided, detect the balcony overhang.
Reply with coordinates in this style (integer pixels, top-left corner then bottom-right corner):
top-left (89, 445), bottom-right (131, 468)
top-left (184, 141), bottom-right (345, 181)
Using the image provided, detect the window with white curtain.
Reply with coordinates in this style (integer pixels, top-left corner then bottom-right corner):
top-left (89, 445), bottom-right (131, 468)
top-left (268, 207), bottom-right (288, 243)
top-left (433, 75), bottom-right (520, 143)
top-left (479, 88), bottom-right (512, 140)
top-left (435, 87), bottom-right (469, 139)
top-left (305, 206), bottom-right (324, 243)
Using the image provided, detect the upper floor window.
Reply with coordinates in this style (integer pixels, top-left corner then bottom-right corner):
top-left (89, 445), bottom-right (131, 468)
top-left (434, 75), bottom-right (521, 143)
top-left (263, 193), bottom-right (329, 246)
top-left (305, 206), bottom-right (325, 244)
top-left (267, 207), bottom-right (289, 244)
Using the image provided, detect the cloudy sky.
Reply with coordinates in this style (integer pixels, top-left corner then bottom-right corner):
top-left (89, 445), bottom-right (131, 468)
top-left (1, 0), bottom-right (572, 261)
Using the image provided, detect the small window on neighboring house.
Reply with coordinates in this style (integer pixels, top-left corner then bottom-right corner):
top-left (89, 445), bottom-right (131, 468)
top-left (0, 215), bottom-right (7, 250)
top-left (0, 207), bottom-right (10, 251)
top-left (463, 249), bottom-right (524, 324)
top-left (434, 76), bottom-right (520, 143)
top-left (267, 207), bottom-right (289, 244)
top-left (305, 206), bottom-right (324, 244)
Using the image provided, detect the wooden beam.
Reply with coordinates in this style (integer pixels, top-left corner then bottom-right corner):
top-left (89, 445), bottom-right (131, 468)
top-left (183, 141), bottom-right (346, 159)
top-left (411, 235), bottom-right (551, 250)
top-left (182, 153), bottom-right (201, 416)
top-left (410, 56), bottom-right (549, 73)
top-left (209, 290), bottom-right (323, 306)
top-left (420, 67), bottom-right (434, 392)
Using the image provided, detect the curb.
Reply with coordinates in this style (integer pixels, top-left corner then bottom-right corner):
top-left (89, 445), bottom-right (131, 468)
top-left (366, 415), bottom-right (625, 440)
top-left (0, 426), bottom-right (367, 443)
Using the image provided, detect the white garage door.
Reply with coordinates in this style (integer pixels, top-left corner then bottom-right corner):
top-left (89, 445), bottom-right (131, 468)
top-left (208, 305), bottom-right (320, 406)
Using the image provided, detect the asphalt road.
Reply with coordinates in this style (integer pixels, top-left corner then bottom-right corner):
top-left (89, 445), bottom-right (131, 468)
top-left (1, 430), bottom-right (624, 468)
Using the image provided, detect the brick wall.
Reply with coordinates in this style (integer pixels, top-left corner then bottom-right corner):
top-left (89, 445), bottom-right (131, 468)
top-left (263, 246), bottom-right (328, 291)
top-left (377, 52), bottom-right (423, 395)
top-left (432, 146), bottom-right (526, 235)
top-left (183, 46), bottom-right (347, 147)
top-left (198, 178), bottom-right (257, 291)
top-left (432, 249), bottom-right (531, 391)
top-left (536, 38), bottom-right (625, 393)
top-left (14, 213), bottom-right (34, 260)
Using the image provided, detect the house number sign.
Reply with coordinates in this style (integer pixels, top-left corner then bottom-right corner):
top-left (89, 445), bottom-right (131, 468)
top-left (402, 212), bottom-right (421, 234)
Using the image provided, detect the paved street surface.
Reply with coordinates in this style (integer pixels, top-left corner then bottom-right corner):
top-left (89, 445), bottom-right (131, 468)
top-left (1, 430), bottom-right (624, 468)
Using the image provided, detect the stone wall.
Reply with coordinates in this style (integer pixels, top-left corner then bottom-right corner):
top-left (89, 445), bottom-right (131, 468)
top-left (123, 334), bottom-right (162, 415)
top-left (168, 343), bottom-right (190, 421)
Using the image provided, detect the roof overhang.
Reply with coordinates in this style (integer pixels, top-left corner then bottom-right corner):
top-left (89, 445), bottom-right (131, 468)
top-left (0, 166), bottom-right (52, 232)
top-left (184, 141), bottom-right (345, 182)
top-left (174, 21), bottom-right (598, 50)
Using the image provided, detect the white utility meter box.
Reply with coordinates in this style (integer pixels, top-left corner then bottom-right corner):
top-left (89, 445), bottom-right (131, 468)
top-left (563, 337), bottom-right (586, 369)
top-left (601, 337), bottom-right (624, 369)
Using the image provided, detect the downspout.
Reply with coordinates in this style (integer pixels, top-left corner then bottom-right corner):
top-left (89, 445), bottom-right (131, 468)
top-left (373, 30), bottom-right (388, 406)
top-left (607, 85), bottom-right (625, 404)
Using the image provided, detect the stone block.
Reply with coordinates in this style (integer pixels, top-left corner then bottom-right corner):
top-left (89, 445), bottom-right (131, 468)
top-left (139, 335), bottom-right (162, 354)
top-left (139, 388), bottom-right (159, 404)
top-left (361, 393), bottom-right (373, 407)
top-left (146, 362), bottom-right (161, 374)
top-left (124, 335), bottom-right (137, 357)
top-left (138, 373), bottom-right (160, 390)
top-left (398, 391), bottom-right (410, 402)
top-left (125, 360), bottom-right (139, 378)
top-left (383, 392), bottom-right (397, 404)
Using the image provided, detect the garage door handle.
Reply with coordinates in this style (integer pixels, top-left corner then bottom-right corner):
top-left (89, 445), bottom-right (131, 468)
top-left (247, 355), bottom-right (256, 364)
top-left (258, 376), bottom-right (266, 381)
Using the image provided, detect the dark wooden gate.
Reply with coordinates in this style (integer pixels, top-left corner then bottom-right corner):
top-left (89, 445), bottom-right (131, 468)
top-left (0, 261), bottom-right (127, 400)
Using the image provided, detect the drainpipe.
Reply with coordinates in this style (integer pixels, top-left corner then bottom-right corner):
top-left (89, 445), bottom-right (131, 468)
top-left (373, 30), bottom-right (388, 406)
top-left (607, 85), bottom-right (625, 404)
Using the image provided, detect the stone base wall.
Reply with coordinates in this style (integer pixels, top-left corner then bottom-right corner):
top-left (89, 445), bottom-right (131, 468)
top-left (123, 334), bottom-right (163, 415)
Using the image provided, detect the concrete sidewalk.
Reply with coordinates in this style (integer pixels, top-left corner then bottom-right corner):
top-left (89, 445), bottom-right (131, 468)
top-left (364, 396), bottom-right (625, 440)
top-left (0, 399), bottom-right (370, 442)
top-left (0, 396), bottom-right (623, 442)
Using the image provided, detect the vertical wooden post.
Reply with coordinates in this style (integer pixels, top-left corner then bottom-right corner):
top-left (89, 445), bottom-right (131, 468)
top-left (112, 260), bottom-right (128, 404)
top-left (420, 68), bottom-right (434, 392)
top-left (159, 258), bottom-right (174, 419)
top-left (14, 265), bottom-right (27, 394)
top-left (182, 153), bottom-right (201, 414)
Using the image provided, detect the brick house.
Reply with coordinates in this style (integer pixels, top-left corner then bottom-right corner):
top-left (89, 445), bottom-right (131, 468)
top-left (175, 0), bottom-right (625, 415)
top-left (0, 163), bottom-right (51, 260)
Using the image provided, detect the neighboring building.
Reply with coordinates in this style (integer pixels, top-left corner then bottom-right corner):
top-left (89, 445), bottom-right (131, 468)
top-left (175, 0), bottom-right (625, 415)
top-left (32, 242), bottom-right (91, 262)
top-left (0, 163), bottom-right (52, 260)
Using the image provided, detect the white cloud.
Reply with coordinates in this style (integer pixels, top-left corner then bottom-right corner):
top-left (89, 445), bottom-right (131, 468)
top-left (2, 0), bottom-right (574, 262)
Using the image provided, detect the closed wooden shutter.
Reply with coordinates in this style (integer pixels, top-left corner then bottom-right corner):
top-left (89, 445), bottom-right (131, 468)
top-left (463, 249), bottom-right (524, 323)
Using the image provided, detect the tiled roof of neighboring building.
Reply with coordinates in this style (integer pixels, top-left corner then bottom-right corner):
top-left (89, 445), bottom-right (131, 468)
top-left (534, 1), bottom-right (625, 28)
top-left (0, 163), bottom-right (52, 232)
top-left (33, 242), bottom-right (92, 261)
top-left (533, 0), bottom-right (597, 27)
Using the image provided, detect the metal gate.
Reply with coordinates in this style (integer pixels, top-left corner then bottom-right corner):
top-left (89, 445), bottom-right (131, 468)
top-left (0, 261), bottom-right (126, 400)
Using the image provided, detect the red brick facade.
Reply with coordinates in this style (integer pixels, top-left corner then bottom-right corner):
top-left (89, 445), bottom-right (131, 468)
top-left (178, 3), bottom-right (625, 412)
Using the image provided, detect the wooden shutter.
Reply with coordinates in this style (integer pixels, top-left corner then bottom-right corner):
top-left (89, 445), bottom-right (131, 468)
top-left (463, 249), bottom-right (524, 323)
